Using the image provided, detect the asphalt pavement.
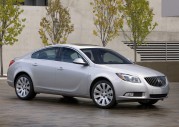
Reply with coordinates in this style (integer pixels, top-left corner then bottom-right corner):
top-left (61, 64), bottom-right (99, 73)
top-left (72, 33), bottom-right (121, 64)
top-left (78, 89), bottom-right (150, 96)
top-left (0, 79), bottom-right (178, 127)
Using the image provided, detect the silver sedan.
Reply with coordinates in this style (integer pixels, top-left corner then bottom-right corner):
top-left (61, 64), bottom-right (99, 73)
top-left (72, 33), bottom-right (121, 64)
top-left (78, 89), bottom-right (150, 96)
top-left (7, 44), bottom-right (169, 108)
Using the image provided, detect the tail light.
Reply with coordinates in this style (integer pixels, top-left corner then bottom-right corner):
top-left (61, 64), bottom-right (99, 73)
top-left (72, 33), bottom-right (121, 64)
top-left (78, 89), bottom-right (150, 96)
top-left (9, 60), bottom-right (15, 67)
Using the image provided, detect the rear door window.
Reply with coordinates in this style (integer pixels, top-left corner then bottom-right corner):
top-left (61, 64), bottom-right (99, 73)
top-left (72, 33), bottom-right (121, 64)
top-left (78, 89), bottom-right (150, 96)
top-left (31, 47), bottom-right (59, 61)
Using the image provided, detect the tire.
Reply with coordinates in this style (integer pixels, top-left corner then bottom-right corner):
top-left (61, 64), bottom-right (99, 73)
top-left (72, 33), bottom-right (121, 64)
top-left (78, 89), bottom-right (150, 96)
top-left (138, 100), bottom-right (158, 106)
top-left (92, 80), bottom-right (116, 109)
top-left (15, 74), bottom-right (36, 100)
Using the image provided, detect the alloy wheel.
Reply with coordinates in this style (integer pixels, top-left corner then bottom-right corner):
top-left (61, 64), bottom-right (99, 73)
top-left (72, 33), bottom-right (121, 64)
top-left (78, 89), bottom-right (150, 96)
top-left (16, 77), bottom-right (30, 98)
top-left (92, 80), bottom-right (116, 108)
top-left (15, 74), bottom-right (36, 100)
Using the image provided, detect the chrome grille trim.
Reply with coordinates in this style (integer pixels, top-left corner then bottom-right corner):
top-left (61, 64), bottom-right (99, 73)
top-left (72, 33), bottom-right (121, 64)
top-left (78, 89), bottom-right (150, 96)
top-left (145, 76), bottom-right (166, 87)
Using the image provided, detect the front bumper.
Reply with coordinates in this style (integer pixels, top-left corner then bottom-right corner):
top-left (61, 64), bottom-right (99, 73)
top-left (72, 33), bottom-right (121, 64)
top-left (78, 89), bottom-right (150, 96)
top-left (113, 78), bottom-right (169, 101)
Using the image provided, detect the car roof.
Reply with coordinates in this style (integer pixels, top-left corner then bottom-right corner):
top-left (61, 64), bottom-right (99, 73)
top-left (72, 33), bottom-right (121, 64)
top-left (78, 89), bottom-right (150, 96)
top-left (47, 44), bottom-right (104, 49)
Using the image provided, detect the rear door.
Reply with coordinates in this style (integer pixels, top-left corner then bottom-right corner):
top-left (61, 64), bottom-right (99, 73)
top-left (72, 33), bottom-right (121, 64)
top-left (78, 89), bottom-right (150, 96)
top-left (31, 47), bottom-right (59, 90)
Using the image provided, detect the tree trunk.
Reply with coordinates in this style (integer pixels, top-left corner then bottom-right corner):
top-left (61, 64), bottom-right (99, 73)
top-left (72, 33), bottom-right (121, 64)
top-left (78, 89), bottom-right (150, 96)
top-left (0, 45), bottom-right (3, 77)
top-left (102, 40), bottom-right (106, 47)
top-left (134, 40), bottom-right (137, 63)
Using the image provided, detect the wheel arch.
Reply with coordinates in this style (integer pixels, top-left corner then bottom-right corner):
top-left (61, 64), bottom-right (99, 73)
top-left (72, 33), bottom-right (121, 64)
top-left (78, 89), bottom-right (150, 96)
top-left (14, 71), bottom-right (32, 86)
top-left (89, 77), bottom-right (113, 98)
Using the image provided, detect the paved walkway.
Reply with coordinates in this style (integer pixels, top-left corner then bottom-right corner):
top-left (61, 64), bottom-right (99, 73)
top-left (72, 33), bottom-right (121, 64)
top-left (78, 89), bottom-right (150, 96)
top-left (0, 80), bottom-right (178, 127)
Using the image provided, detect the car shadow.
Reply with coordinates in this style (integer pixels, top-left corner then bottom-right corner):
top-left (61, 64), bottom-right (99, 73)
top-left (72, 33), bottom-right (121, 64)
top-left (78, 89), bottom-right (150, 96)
top-left (115, 103), bottom-right (160, 110)
top-left (58, 97), bottom-right (79, 104)
top-left (9, 95), bottom-right (165, 112)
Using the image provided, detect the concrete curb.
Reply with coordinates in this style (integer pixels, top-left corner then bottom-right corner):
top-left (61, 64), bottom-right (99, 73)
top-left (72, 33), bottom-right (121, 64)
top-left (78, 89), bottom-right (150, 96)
top-left (0, 77), bottom-right (7, 80)
top-left (0, 75), bottom-right (7, 80)
top-left (0, 74), bottom-right (7, 80)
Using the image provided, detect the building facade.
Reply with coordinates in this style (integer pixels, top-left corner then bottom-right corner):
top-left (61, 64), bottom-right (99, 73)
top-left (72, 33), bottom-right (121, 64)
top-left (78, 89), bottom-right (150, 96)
top-left (2, 0), bottom-right (179, 73)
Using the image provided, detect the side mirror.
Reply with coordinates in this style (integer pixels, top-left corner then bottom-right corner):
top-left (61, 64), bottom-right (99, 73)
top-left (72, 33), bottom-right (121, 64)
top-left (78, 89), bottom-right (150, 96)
top-left (73, 58), bottom-right (88, 66)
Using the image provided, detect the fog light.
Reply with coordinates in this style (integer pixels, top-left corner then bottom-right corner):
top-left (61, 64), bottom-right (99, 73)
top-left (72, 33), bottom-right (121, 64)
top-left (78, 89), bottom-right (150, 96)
top-left (125, 92), bottom-right (134, 97)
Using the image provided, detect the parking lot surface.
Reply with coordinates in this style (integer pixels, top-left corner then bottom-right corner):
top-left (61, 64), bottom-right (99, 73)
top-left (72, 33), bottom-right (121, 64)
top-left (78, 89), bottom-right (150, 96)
top-left (0, 79), bottom-right (178, 127)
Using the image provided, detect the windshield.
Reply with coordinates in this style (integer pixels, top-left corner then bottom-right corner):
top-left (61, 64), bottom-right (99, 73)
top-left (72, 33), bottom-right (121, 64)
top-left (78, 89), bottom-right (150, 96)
top-left (81, 48), bottom-right (132, 64)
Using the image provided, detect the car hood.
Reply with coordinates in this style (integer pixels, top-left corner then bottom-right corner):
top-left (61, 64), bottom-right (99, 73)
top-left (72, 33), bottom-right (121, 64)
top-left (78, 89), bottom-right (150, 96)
top-left (96, 64), bottom-right (165, 77)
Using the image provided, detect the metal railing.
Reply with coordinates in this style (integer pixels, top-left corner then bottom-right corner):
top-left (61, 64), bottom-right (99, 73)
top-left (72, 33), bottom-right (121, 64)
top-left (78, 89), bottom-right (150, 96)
top-left (123, 41), bottom-right (179, 61)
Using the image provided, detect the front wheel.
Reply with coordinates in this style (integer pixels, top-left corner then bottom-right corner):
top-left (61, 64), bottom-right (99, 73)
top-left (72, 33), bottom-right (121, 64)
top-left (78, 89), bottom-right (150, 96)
top-left (138, 100), bottom-right (158, 106)
top-left (15, 74), bottom-right (36, 100)
top-left (92, 80), bottom-right (116, 109)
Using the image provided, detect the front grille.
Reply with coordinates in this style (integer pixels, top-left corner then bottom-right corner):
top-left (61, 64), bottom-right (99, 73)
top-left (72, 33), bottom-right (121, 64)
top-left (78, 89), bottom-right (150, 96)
top-left (145, 76), bottom-right (166, 87)
top-left (150, 94), bottom-right (167, 98)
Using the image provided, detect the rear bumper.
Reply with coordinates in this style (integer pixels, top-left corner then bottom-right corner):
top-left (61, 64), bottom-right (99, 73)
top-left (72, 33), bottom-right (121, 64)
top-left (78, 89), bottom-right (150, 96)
top-left (7, 80), bottom-right (14, 88)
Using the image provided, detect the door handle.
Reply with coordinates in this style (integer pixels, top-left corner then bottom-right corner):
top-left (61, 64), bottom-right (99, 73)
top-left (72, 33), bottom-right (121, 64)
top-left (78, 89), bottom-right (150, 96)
top-left (58, 67), bottom-right (64, 71)
top-left (32, 63), bottom-right (38, 66)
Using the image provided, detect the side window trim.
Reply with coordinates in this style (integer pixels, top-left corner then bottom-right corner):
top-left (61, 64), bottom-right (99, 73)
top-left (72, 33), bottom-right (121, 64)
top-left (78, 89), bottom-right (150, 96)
top-left (56, 47), bottom-right (62, 61)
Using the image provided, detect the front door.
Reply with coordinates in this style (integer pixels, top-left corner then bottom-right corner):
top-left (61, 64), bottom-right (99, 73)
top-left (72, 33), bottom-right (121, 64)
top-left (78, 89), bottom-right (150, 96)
top-left (54, 47), bottom-right (90, 96)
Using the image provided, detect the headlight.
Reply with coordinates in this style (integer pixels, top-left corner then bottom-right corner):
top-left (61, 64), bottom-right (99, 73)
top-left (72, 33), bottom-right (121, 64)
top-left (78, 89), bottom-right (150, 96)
top-left (116, 73), bottom-right (141, 83)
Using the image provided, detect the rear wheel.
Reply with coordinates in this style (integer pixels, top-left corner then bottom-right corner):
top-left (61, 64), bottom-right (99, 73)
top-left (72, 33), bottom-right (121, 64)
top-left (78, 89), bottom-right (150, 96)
top-left (138, 100), bottom-right (158, 106)
top-left (15, 74), bottom-right (36, 100)
top-left (92, 80), bottom-right (116, 109)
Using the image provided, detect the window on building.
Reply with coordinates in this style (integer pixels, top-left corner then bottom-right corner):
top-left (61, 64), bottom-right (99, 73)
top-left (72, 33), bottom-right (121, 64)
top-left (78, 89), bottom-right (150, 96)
top-left (24, 0), bottom-right (48, 6)
top-left (162, 0), bottom-right (179, 17)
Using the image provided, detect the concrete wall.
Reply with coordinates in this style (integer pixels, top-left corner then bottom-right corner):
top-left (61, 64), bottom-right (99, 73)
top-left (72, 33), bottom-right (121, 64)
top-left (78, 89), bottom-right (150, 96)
top-left (3, 6), bottom-right (45, 74)
top-left (137, 62), bottom-right (179, 82)
top-left (2, 1), bottom-right (138, 74)
top-left (2, 0), bottom-right (179, 75)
